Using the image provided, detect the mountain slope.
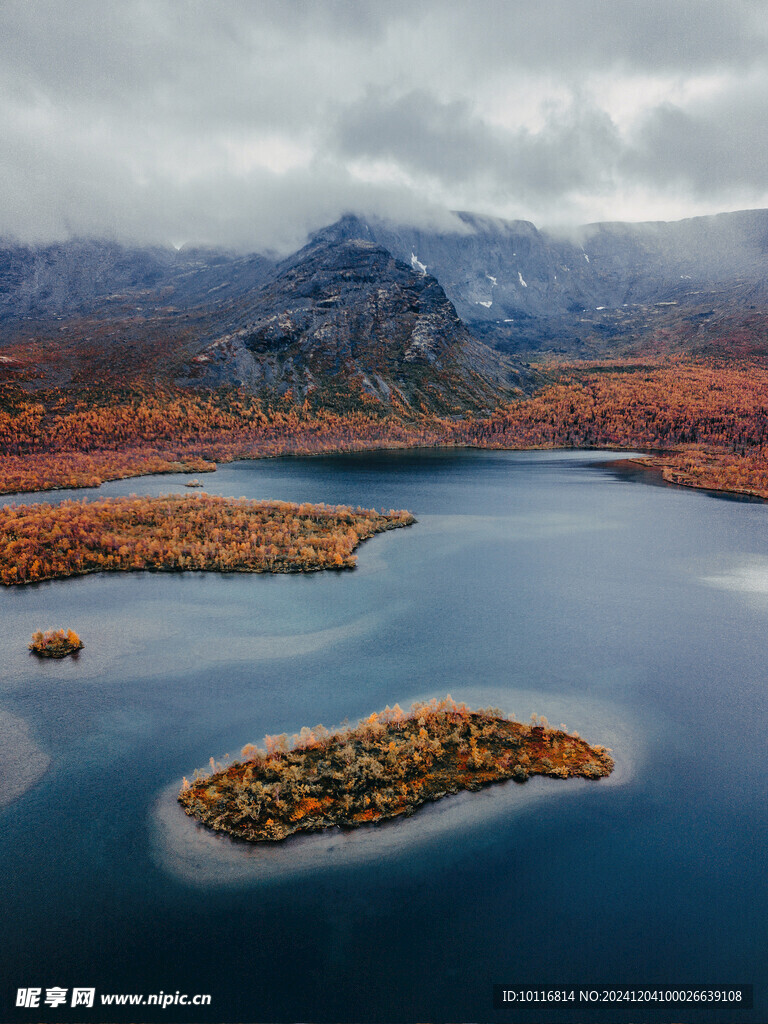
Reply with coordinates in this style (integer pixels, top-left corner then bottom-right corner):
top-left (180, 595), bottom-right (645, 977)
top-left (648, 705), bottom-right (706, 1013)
top-left (181, 235), bottom-right (532, 414)
top-left (0, 239), bottom-right (276, 329)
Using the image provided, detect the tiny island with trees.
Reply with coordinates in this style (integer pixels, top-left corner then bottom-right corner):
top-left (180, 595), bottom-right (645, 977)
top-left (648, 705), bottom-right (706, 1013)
top-left (178, 697), bottom-right (614, 842)
top-left (29, 628), bottom-right (84, 658)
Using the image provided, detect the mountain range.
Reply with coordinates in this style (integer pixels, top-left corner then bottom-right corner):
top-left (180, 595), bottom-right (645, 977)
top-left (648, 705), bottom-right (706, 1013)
top-left (318, 209), bottom-right (768, 355)
top-left (2, 205), bottom-right (767, 410)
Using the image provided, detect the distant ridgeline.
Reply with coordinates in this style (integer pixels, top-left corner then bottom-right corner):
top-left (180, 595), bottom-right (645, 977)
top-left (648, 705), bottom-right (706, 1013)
top-left (4, 208), bottom-right (768, 357)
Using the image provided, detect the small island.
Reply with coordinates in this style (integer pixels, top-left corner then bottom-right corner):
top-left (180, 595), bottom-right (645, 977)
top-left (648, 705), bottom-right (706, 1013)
top-left (178, 698), bottom-right (614, 842)
top-left (29, 628), bottom-right (84, 658)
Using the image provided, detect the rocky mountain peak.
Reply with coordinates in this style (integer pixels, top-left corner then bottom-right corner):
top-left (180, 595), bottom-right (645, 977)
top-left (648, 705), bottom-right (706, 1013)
top-left (184, 234), bottom-right (527, 413)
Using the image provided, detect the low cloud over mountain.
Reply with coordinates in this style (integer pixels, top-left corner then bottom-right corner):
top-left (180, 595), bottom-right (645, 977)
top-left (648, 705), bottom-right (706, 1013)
top-left (2, 1), bottom-right (768, 250)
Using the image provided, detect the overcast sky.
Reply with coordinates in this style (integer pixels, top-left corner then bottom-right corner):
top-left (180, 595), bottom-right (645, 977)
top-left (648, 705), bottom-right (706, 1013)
top-left (2, 0), bottom-right (768, 251)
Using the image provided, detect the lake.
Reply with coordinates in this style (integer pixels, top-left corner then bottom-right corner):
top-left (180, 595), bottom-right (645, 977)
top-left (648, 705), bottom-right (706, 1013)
top-left (1, 449), bottom-right (766, 1023)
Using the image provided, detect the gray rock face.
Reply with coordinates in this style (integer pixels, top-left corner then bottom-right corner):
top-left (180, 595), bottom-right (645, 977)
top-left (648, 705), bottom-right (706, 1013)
top-left (184, 236), bottom-right (528, 412)
top-left (245, 237), bottom-right (467, 366)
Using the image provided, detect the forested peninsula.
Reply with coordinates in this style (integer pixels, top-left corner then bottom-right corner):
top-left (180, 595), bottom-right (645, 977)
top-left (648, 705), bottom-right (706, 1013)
top-left (0, 494), bottom-right (414, 585)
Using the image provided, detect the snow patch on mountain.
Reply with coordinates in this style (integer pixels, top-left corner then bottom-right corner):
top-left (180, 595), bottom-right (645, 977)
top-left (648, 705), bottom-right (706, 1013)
top-left (410, 253), bottom-right (427, 275)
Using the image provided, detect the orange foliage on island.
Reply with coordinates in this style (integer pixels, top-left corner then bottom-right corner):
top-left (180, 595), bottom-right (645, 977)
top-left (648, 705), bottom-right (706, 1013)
top-left (179, 697), bottom-right (614, 842)
top-left (0, 494), bottom-right (415, 585)
top-left (29, 628), bottom-right (83, 657)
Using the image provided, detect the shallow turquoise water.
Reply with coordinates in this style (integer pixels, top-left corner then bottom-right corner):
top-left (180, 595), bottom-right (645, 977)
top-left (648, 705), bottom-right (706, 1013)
top-left (1, 449), bottom-right (766, 1023)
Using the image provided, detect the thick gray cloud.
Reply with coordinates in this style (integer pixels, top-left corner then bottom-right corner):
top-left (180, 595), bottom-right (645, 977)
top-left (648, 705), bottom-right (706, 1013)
top-left (1, 0), bottom-right (767, 250)
top-left (333, 89), bottom-right (623, 201)
top-left (626, 81), bottom-right (768, 194)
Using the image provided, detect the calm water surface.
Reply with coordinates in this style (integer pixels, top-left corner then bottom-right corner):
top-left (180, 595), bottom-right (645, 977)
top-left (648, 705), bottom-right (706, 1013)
top-left (1, 449), bottom-right (766, 1023)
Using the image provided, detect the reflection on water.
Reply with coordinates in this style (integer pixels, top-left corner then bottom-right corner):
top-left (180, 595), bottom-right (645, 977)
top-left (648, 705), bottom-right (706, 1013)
top-left (425, 509), bottom-right (621, 540)
top-left (0, 708), bottom-right (50, 805)
top-left (701, 557), bottom-right (768, 595)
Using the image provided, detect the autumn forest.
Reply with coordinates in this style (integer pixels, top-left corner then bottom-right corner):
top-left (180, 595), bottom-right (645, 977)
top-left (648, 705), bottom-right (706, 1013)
top-left (3, 357), bottom-right (768, 506)
top-left (0, 493), bottom-right (414, 585)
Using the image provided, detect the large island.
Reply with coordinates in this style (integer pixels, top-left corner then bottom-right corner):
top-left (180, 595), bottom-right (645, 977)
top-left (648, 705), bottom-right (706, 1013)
top-left (0, 494), bottom-right (414, 585)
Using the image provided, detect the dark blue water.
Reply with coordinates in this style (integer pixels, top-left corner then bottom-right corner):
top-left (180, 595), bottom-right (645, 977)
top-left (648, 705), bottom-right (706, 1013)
top-left (1, 449), bottom-right (766, 1023)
